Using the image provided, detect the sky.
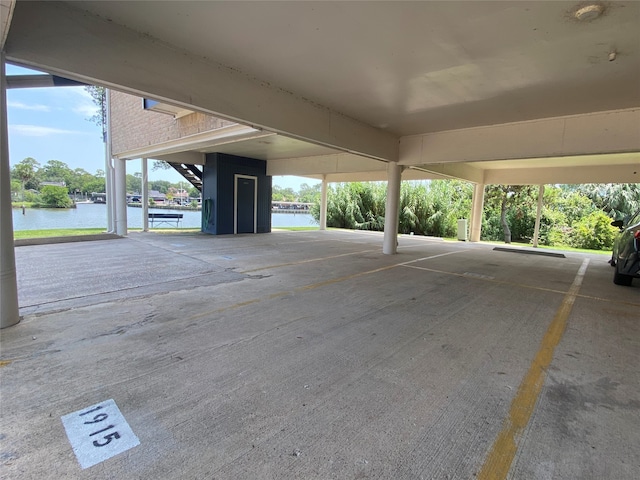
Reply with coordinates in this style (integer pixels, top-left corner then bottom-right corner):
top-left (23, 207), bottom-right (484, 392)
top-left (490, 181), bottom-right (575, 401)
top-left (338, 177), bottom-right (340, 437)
top-left (5, 63), bottom-right (317, 191)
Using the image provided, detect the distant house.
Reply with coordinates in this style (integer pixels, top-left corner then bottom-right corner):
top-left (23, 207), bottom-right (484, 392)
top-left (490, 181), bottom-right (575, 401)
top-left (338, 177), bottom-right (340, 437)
top-left (149, 190), bottom-right (167, 202)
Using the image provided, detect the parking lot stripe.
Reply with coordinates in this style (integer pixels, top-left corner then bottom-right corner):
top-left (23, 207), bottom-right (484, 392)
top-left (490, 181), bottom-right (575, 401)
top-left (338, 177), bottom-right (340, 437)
top-left (477, 258), bottom-right (590, 480)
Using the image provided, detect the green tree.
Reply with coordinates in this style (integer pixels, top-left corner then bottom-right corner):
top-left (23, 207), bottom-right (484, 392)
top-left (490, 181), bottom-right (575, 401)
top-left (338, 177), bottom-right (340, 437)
top-left (37, 185), bottom-right (73, 208)
top-left (568, 211), bottom-right (618, 250)
top-left (484, 185), bottom-right (535, 243)
top-left (83, 178), bottom-right (106, 194)
top-left (149, 180), bottom-right (171, 194)
top-left (298, 183), bottom-right (321, 203)
top-left (85, 85), bottom-right (107, 140)
top-left (41, 159), bottom-right (74, 187)
top-left (126, 172), bottom-right (142, 194)
top-left (577, 183), bottom-right (640, 219)
top-left (11, 157), bottom-right (40, 198)
top-left (272, 185), bottom-right (297, 202)
top-left (10, 179), bottom-right (22, 200)
top-left (152, 160), bottom-right (172, 172)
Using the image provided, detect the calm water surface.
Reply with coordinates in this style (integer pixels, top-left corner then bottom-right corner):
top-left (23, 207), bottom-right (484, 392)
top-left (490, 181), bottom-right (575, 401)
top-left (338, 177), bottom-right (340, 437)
top-left (12, 203), bottom-right (317, 230)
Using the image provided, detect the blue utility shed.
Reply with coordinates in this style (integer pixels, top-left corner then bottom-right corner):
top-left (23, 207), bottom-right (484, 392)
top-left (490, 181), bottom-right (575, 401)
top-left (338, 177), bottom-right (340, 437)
top-left (201, 153), bottom-right (272, 235)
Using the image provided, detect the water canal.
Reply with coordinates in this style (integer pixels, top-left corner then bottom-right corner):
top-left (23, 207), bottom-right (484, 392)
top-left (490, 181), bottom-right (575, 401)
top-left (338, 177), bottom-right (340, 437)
top-left (12, 203), bottom-right (317, 230)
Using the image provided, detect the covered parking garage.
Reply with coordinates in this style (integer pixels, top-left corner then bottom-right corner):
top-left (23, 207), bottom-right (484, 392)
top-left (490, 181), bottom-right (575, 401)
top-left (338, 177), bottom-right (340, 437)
top-left (1, 1), bottom-right (639, 478)
top-left (2, 231), bottom-right (639, 478)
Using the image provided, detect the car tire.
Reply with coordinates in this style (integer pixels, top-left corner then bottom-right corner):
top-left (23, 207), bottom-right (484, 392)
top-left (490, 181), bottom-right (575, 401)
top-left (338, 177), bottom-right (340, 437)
top-left (613, 264), bottom-right (633, 286)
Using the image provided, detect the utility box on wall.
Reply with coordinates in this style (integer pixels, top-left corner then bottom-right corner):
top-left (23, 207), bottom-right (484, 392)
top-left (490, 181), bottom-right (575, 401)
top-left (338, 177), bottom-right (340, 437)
top-left (201, 153), bottom-right (272, 235)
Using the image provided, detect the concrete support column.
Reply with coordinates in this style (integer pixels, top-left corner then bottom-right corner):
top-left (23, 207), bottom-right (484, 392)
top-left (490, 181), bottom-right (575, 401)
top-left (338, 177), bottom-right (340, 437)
top-left (319, 175), bottom-right (328, 231)
top-left (114, 157), bottom-right (127, 236)
top-left (470, 182), bottom-right (485, 242)
top-left (383, 162), bottom-right (402, 255)
top-left (533, 184), bottom-right (545, 248)
top-left (0, 51), bottom-right (20, 328)
top-left (142, 158), bottom-right (149, 232)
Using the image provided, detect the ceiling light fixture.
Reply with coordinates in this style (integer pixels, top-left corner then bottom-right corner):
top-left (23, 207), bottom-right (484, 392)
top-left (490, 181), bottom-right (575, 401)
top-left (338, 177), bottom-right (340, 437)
top-left (574, 4), bottom-right (605, 21)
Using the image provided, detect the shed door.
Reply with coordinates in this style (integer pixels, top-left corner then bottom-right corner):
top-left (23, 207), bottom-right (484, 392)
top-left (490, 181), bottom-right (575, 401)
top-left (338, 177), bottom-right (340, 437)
top-left (235, 175), bottom-right (257, 234)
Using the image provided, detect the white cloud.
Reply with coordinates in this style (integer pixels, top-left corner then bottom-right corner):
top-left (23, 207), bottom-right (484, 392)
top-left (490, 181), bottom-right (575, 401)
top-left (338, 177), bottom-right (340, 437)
top-left (7, 100), bottom-right (50, 112)
top-left (9, 124), bottom-right (87, 137)
top-left (73, 102), bottom-right (100, 117)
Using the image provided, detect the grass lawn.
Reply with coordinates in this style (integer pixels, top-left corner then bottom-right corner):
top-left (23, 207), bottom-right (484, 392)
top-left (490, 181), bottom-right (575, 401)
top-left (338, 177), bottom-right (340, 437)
top-left (13, 228), bottom-right (109, 239)
top-left (443, 238), bottom-right (611, 255)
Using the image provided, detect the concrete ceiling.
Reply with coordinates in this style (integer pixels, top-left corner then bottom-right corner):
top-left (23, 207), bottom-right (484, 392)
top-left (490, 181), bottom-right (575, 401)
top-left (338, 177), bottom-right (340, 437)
top-left (3, 0), bottom-right (640, 184)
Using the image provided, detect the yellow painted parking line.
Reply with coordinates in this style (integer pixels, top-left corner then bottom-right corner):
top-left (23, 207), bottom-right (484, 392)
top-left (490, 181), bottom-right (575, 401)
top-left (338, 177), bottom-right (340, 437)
top-left (477, 258), bottom-right (590, 480)
top-left (240, 248), bottom-right (380, 273)
top-left (188, 251), bottom-right (462, 322)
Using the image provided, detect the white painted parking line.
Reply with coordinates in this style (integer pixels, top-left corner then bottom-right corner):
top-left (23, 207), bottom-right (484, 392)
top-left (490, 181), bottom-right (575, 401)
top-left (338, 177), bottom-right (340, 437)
top-left (61, 399), bottom-right (139, 469)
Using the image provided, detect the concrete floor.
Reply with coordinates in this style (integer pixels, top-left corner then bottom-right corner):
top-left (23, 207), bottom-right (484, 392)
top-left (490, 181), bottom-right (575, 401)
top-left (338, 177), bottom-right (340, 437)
top-left (1, 230), bottom-right (639, 479)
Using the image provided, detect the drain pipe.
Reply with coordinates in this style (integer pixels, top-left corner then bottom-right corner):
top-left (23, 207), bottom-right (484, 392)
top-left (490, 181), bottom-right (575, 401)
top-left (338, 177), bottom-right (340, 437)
top-left (104, 88), bottom-right (116, 233)
top-left (0, 51), bottom-right (20, 328)
top-left (142, 158), bottom-right (149, 231)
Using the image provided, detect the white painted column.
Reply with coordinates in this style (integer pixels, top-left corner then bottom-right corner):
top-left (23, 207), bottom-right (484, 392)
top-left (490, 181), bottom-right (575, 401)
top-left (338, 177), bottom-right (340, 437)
top-left (383, 162), bottom-right (402, 255)
top-left (319, 175), bottom-right (328, 231)
top-left (470, 183), bottom-right (485, 242)
top-left (114, 157), bottom-right (127, 236)
top-left (0, 51), bottom-right (20, 328)
top-left (533, 184), bottom-right (545, 248)
top-left (141, 158), bottom-right (149, 231)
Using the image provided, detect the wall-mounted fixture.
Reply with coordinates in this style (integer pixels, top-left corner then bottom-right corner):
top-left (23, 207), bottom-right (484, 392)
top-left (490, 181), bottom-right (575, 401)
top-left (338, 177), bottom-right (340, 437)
top-left (574, 4), bottom-right (605, 21)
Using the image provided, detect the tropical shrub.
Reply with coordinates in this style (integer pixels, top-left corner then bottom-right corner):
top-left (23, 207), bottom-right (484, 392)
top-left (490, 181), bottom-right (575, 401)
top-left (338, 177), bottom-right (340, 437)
top-left (35, 185), bottom-right (73, 208)
top-left (568, 211), bottom-right (618, 250)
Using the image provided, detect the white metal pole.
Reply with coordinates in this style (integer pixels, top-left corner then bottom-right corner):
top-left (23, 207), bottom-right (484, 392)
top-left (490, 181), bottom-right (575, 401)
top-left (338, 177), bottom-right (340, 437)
top-left (0, 51), bottom-right (20, 328)
top-left (320, 175), bottom-right (328, 231)
top-left (470, 183), bottom-right (485, 242)
top-left (533, 184), bottom-right (544, 248)
top-left (383, 162), bottom-right (402, 254)
top-left (104, 88), bottom-right (115, 233)
top-left (142, 157), bottom-right (149, 231)
top-left (114, 157), bottom-right (127, 236)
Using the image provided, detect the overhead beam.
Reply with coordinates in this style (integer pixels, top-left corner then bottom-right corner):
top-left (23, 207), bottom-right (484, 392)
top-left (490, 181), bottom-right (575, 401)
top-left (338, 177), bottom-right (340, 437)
top-left (409, 162), bottom-right (484, 184)
top-left (484, 163), bottom-right (639, 185)
top-left (0, 0), bottom-right (15, 50)
top-left (6, 73), bottom-right (86, 89)
top-left (400, 109), bottom-right (640, 165)
top-left (267, 153), bottom-right (387, 177)
top-left (152, 152), bottom-right (206, 166)
top-left (113, 124), bottom-right (271, 161)
top-left (322, 169), bottom-right (450, 184)
top-left (5, 1), bottom-right (398, 162)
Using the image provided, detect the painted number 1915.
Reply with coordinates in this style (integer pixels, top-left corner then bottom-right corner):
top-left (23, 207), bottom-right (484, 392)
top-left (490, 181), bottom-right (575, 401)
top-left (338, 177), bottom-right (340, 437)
top-left (61, 399), bottom-right (140, 469)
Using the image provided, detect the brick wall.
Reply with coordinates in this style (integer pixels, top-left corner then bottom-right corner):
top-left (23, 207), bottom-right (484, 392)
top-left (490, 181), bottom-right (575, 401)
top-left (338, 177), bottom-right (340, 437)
top-left (110, 91), bottom-right (235, 156)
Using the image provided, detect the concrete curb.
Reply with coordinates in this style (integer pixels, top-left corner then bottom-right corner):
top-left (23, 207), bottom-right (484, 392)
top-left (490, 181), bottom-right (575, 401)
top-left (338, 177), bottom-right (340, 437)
top-left (14, 233), bottom-right (123, 247)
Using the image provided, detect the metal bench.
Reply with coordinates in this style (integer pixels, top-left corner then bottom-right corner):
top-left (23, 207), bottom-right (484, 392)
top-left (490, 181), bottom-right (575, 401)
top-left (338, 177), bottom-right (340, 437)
top-left (148, 213), bottom-right (183, 227)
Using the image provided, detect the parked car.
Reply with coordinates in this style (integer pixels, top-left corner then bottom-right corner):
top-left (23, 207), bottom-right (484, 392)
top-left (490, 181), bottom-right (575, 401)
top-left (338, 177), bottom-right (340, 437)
top-left (609, 208), bottom-right (640, 286)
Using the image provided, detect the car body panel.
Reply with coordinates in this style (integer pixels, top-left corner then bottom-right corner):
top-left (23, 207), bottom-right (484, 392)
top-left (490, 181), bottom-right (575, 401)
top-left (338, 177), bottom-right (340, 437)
top-left (611, 209), bottom-right (640, 284)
